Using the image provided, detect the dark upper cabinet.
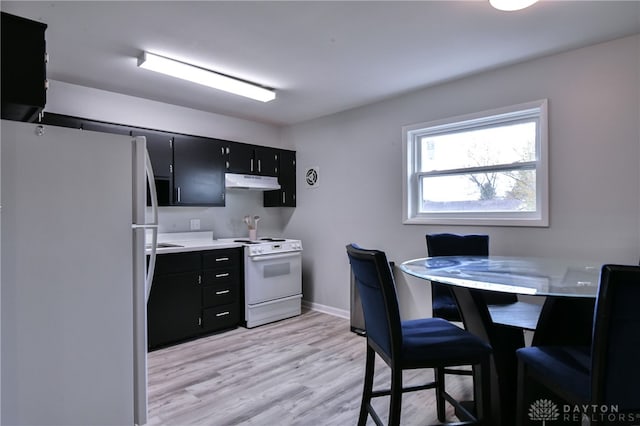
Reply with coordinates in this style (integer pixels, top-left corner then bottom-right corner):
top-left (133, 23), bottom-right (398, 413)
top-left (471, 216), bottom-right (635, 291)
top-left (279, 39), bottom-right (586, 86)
top-left (225, 142), bottom-right (279, 176)
top-left (264, 149), bottom-right (296, 207)
top-left (38, 113), bottom-right (295, 207)
top-left (173, 135), bottom-right (226, 206)
top-left (1, 12), bottom-right (47, 122)
top-left (131, 128), bottom-right (174, 206)
top-left (131, 129), bottom-right (173, 179)
top-left (255, 146), bottom-right (279, 177)
top-left (225, 143), bottom-right (254, 174)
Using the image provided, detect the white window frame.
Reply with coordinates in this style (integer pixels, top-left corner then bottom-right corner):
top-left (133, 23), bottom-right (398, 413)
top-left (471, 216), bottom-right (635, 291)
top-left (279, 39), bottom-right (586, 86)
top-left (402, 99), bottom-right (548, 227)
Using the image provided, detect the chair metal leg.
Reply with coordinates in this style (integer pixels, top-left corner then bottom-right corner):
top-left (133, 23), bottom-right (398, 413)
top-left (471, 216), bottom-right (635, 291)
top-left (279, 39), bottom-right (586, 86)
top-left (435, 367), bottom-right (446, 421)
top-left (358, 346), bottom-right (376, 426)
top-left (515, 359), bottom-right (527, 426)
top-left (479, 358), bottom-right (492, 426)
top-left (389, 365), bottom-right (403, 426)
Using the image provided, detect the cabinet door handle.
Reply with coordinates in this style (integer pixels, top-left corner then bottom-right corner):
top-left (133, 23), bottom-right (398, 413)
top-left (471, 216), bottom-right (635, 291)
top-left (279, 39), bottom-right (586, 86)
top-left (258, 159), bottom-right (262, 173)
top-left (216, 257), bottom-right (230, 262)
top-left (282, 192), bottom-right (286, 204)
top-left (215, 289), bottom-right (230, 295)
top-left (216, 311), bottom-right (230, 317)
top-left (177, 186), bottom-right (181, 203)
top-left (215, 273), bottom-right (230, 278)
top-left (250, 158), bottom-right (254, 172)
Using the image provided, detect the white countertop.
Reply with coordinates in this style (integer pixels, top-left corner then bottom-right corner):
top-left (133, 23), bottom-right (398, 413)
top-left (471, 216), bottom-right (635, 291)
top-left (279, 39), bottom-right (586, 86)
top-left (147, 231), bottom-right (243, 254)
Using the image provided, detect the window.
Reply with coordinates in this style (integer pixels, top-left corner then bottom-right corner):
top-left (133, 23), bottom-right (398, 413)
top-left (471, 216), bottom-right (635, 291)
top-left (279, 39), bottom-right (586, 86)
top-left (402, 99), bottom-right (548, 227)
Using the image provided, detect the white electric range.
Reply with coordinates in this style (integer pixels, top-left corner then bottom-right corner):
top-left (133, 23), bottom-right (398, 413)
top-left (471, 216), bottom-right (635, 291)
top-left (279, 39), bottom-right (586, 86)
top-left (220, 238), bottom-right (303, 328)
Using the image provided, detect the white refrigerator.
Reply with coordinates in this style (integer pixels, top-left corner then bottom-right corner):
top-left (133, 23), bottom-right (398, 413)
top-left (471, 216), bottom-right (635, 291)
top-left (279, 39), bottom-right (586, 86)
top-left (0, 120), bottom-right (158, 425)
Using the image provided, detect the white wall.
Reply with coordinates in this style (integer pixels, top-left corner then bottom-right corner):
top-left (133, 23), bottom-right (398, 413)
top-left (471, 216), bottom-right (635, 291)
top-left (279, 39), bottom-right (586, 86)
top-left (283, 35), bottom-right (640, 318)
top-left (45, 81), bottom-right (292, 237)
top-left (42, 35), bottom-right (640, 318)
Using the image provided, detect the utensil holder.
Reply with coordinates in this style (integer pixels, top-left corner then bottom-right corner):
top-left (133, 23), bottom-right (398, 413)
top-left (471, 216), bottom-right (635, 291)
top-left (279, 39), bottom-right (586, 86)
top-left (249, 229), bottom-right (257, 241)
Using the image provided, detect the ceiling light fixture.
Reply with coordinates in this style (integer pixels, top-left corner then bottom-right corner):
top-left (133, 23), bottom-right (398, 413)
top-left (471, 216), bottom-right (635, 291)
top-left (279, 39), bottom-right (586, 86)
top-left (137, 52), bottom-right (276, 102)
top-left (489, 0), bottom-right (538, 12)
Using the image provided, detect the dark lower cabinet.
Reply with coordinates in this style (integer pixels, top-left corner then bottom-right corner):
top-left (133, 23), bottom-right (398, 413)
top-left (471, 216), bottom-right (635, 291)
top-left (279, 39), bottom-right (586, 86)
top-left (147, 248), bottom-right (242, 350)
top-left (147, 271), bottom-right (201, 348)
top-left (201, 248), bottom-right (241, 333)
top-left (147, 252), bottom-right (202, 349)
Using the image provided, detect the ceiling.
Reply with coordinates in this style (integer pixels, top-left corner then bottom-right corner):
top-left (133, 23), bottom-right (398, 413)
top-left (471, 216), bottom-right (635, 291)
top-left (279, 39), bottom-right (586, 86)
top-left (2, 1), bottom-right (639, 126)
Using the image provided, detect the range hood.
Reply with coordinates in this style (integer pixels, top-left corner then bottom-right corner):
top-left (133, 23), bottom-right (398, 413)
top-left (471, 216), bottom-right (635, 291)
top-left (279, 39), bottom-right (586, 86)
top-left (225, 173), bottom-right (281, 191)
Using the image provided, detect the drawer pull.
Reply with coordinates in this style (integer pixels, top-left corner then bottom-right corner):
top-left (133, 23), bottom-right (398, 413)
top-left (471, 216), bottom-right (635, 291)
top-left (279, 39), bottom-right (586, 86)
top-left (216, 257), bottom-right (230, 262)
top-left (215, 273), bottom-right (230, 278)
top-left (216, 311), bottom-right (230, 317)
top-left (215, 290), bottom-right (230, 295)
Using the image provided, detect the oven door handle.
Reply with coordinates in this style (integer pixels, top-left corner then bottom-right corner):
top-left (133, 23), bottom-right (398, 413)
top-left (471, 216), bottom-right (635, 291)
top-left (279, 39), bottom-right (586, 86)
top-left (248, 294), bottom-right (302, 308)
top-left (249, 252), bottom-right (302, 262)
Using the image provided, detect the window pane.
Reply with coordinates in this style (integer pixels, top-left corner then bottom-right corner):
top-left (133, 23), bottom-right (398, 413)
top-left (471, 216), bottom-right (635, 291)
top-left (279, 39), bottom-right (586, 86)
top-left (420, 121), bottom-right (536, 172)
top-left (420, 169), bottom-right (537, 213)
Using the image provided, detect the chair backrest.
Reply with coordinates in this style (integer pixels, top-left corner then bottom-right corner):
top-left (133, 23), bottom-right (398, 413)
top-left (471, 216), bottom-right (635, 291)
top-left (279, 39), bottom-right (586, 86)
top-left (426, 233), bottom-right (489, 257)
top-left (346, 244), bottom-right (401, 363)
top-left (426, 233), bottom-right (518, 313)
top-left (591, 264), bottom-right (640, 410)
top-left (425, 234), bottom-right (490, 321)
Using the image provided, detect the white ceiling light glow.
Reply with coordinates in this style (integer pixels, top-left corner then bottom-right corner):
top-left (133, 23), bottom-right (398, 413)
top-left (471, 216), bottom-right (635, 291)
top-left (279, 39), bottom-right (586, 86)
top-left (490, 0), bottom-right (539, 12)
top-left (137, 52), bottom-right (276, 102)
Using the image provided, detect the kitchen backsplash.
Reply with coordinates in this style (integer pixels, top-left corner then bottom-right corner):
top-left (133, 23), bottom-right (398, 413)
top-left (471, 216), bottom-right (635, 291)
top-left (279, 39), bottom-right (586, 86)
top-left (157, 190), bottom-right (290, 239)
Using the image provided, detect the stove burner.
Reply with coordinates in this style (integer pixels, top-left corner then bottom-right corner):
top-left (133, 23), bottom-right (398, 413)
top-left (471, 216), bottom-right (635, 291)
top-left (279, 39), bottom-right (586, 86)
top-left (233, 239), bottom-right (260, 244)
top-left (260, 238), bottom-right (286, 242)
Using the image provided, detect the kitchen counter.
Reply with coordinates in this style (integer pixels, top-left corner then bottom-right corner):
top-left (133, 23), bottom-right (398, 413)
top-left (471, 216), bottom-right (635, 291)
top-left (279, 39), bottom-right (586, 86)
top-left (147, 231), bottom-right (243, 254)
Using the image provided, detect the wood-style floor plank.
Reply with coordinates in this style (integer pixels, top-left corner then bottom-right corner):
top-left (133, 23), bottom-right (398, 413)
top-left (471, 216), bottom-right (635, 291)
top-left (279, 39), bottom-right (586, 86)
top-left (147, 309), bottom-right (473, 425)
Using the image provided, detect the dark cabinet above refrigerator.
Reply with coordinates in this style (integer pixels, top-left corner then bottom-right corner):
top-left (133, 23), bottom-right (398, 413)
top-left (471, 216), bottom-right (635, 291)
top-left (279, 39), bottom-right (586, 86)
top-left (1, 12), bottom-right (48, 122)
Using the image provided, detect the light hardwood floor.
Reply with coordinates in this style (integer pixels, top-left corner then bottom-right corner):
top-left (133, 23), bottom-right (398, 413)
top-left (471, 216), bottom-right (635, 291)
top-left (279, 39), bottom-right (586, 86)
top-left (147, 309), bottom-right (473, 425)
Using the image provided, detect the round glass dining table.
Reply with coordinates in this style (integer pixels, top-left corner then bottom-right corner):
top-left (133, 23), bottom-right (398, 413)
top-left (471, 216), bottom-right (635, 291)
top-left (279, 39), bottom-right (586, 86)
top-left (400, 255), bottom-right (602, 298)
top-left (399, 255), bottom-right (604, 426)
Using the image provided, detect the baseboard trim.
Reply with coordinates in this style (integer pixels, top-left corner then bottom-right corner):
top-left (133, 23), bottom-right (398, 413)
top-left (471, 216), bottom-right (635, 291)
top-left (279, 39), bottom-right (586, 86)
top-left (302, 300), bottom-right (349, 319)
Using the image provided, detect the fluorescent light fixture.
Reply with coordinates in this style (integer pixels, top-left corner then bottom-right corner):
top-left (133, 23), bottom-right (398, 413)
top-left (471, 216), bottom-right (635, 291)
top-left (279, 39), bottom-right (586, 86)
top-left (137, 52), bottom-right (276, 102)
top-left (490, 0), bottom-right (538, 11)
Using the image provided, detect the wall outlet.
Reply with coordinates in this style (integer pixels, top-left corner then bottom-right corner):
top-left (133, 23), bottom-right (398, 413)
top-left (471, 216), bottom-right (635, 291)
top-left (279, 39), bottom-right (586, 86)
top-left (190, 219), bottom-right (201, 231)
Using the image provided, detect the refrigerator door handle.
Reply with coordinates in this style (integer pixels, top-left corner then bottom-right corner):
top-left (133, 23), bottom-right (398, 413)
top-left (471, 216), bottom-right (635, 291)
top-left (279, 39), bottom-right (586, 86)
top-left (144, 150), bottom-right (158, 300)
top-left (132, 137), bottom-right (159, 426)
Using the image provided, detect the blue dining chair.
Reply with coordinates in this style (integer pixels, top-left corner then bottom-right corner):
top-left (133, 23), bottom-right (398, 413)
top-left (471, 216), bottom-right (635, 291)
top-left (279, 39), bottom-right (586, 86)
top-left (346, 243), bottom-right (493, 425)
top-left (426, 233), bottom-right (517, 322)
top-left (515, 264), bottom-right (640, 425)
